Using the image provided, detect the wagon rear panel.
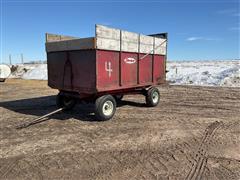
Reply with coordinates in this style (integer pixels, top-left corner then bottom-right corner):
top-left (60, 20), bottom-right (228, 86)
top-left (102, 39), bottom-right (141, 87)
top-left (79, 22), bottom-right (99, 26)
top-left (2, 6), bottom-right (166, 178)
top-left (47, 52), bottom-right (67, 89)
top-left (70, 50), bottom-right (96, 92)
top-left (47, 50), bottom-right (96, 93)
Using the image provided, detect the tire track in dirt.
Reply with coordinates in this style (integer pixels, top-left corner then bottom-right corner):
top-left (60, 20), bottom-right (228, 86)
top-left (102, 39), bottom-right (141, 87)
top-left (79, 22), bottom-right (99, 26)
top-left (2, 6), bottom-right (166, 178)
top-left (0, 160), bottom-right (18, 178)
top-left (1, 80), bottom-right (240, 179)
top-left (185, 121), bottom-right (223, 180)
top-left (0, 156), bottom-right (26, 179)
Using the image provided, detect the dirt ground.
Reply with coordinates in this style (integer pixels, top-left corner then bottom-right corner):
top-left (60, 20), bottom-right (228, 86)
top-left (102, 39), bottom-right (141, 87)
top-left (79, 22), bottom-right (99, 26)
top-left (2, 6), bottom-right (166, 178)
top-left (0, 79), bottom-right (239, 180)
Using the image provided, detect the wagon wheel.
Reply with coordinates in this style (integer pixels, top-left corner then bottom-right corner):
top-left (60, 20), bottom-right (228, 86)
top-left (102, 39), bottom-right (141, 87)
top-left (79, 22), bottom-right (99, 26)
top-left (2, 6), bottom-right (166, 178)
top-left (114, 94), bottom-right (124, 102)
top-left (95, 95), bottom-right (116, 121)
top-left (56, 93), bottom-right (76, 110)
top-left (145, 87), bottom-right (160, 107)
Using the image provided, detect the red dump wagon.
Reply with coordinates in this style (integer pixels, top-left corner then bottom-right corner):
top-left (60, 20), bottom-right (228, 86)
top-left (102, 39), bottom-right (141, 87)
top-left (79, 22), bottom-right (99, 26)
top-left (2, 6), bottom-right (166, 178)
top-left (46, 24), bottom-right (167, 120)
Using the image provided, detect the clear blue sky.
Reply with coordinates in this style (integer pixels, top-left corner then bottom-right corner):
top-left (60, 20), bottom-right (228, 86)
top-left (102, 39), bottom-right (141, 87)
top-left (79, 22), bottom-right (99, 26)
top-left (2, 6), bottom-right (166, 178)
top-left (1, 0), bottom-right (239, 63)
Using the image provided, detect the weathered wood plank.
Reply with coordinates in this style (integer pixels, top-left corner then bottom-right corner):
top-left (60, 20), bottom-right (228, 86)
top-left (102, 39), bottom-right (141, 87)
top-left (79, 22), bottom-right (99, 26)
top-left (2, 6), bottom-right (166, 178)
top-left (121, 30), bottom-right (139, 52)
top-left (46, 38), bottom-right (95, 52)
top-left (45, 25), bottom-right (167, 54)
top-left (154, 37), bottom-right (167, 55)
top-left (95, 24), bottom-right (120, 51)
top-left (96, 38), bottom-right (120, 51)
top-left (46, 33), bottom-right (78, 42)
top-left (139, 35), bottom-right (154, 54)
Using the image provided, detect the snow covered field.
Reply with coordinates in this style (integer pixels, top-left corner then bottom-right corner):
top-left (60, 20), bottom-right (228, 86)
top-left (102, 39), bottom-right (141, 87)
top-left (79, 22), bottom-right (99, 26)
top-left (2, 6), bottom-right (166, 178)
top-left (167, 60), bottom-right (240, 87)
top-left (9, 64), bottom-right (48, 80)
top-left (8, 60), bottom-right (240, 87)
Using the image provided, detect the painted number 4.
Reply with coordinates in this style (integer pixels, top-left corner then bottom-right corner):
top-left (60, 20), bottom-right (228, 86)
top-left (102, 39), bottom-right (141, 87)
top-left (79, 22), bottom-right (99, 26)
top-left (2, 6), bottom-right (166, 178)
top-left (105, 61), bottom-right (113, 78)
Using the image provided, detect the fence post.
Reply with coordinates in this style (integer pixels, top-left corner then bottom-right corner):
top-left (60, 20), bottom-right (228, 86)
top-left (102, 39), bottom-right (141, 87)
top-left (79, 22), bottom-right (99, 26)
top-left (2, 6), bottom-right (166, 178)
top-left (9, 54), bottom-right (12, 65)
top-left (21, 54), bottom-right (24, 64)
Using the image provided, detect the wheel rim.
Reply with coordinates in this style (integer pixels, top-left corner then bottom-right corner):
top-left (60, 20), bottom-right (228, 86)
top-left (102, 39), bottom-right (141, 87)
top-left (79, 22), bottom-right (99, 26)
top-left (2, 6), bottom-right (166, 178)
top-left (102, 100), bottom-right (114, 116)
top-left (152, 91), bottom-right (159, 104)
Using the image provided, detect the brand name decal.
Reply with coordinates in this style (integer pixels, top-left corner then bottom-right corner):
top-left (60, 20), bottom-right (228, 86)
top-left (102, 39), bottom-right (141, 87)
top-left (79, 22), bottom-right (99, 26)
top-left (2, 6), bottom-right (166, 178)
top-left (124, 57), bottom-right (136, 64)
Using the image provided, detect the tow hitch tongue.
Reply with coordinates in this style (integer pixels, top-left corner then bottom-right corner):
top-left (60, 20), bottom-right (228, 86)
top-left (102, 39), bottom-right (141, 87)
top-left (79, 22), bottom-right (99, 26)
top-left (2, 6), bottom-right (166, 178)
top-left (16, 108), bottom-right (64, 129)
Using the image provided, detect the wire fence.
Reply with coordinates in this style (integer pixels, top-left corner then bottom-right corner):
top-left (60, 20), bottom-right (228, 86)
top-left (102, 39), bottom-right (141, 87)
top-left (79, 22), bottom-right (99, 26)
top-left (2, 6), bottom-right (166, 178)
top-left (2, 53), bottom-right (46, 65)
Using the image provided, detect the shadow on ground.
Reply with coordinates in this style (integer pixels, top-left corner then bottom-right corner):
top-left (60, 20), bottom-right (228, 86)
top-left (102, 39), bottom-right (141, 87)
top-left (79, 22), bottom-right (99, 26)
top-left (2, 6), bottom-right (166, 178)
top-left (0, 95), bottom-right (145, 124)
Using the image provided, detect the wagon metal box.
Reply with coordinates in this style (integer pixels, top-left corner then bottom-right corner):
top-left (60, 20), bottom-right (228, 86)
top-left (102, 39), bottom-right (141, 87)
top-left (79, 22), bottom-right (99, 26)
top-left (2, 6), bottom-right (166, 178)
top-left (46, 25), bottom-right (167, 94)
top-left (45, 25), bottom-right (168, 120)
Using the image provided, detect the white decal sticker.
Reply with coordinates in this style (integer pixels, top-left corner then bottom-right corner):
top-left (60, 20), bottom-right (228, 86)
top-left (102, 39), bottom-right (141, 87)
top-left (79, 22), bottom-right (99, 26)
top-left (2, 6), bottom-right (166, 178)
top-left (124, 57), bottom-right (136, 64)
top-left (105, 61), bottom-right (113, 77)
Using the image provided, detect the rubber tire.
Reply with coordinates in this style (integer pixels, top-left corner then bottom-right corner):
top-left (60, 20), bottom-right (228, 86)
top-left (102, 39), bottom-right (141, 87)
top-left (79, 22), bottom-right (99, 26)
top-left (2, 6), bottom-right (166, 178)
top-left (114, 95), bottom-right (124, 102)
top-left (145, 87), bottom-right (160, 107)
top-left (56, 93), bottom-right (76, 110)
top-left (95, 95), bottom-right (116, 121)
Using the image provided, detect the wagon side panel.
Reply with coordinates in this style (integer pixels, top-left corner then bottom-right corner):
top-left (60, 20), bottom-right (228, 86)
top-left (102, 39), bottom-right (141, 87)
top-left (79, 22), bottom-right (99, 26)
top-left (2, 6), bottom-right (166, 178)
top-left (153, 55), bottom-right (166, 84)
top-left (96, 50), bottom-right (119, 91)
top-left (120, 52), bottom-right (138, 86)
top-left (139, 54), bottom-right (153, 84)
